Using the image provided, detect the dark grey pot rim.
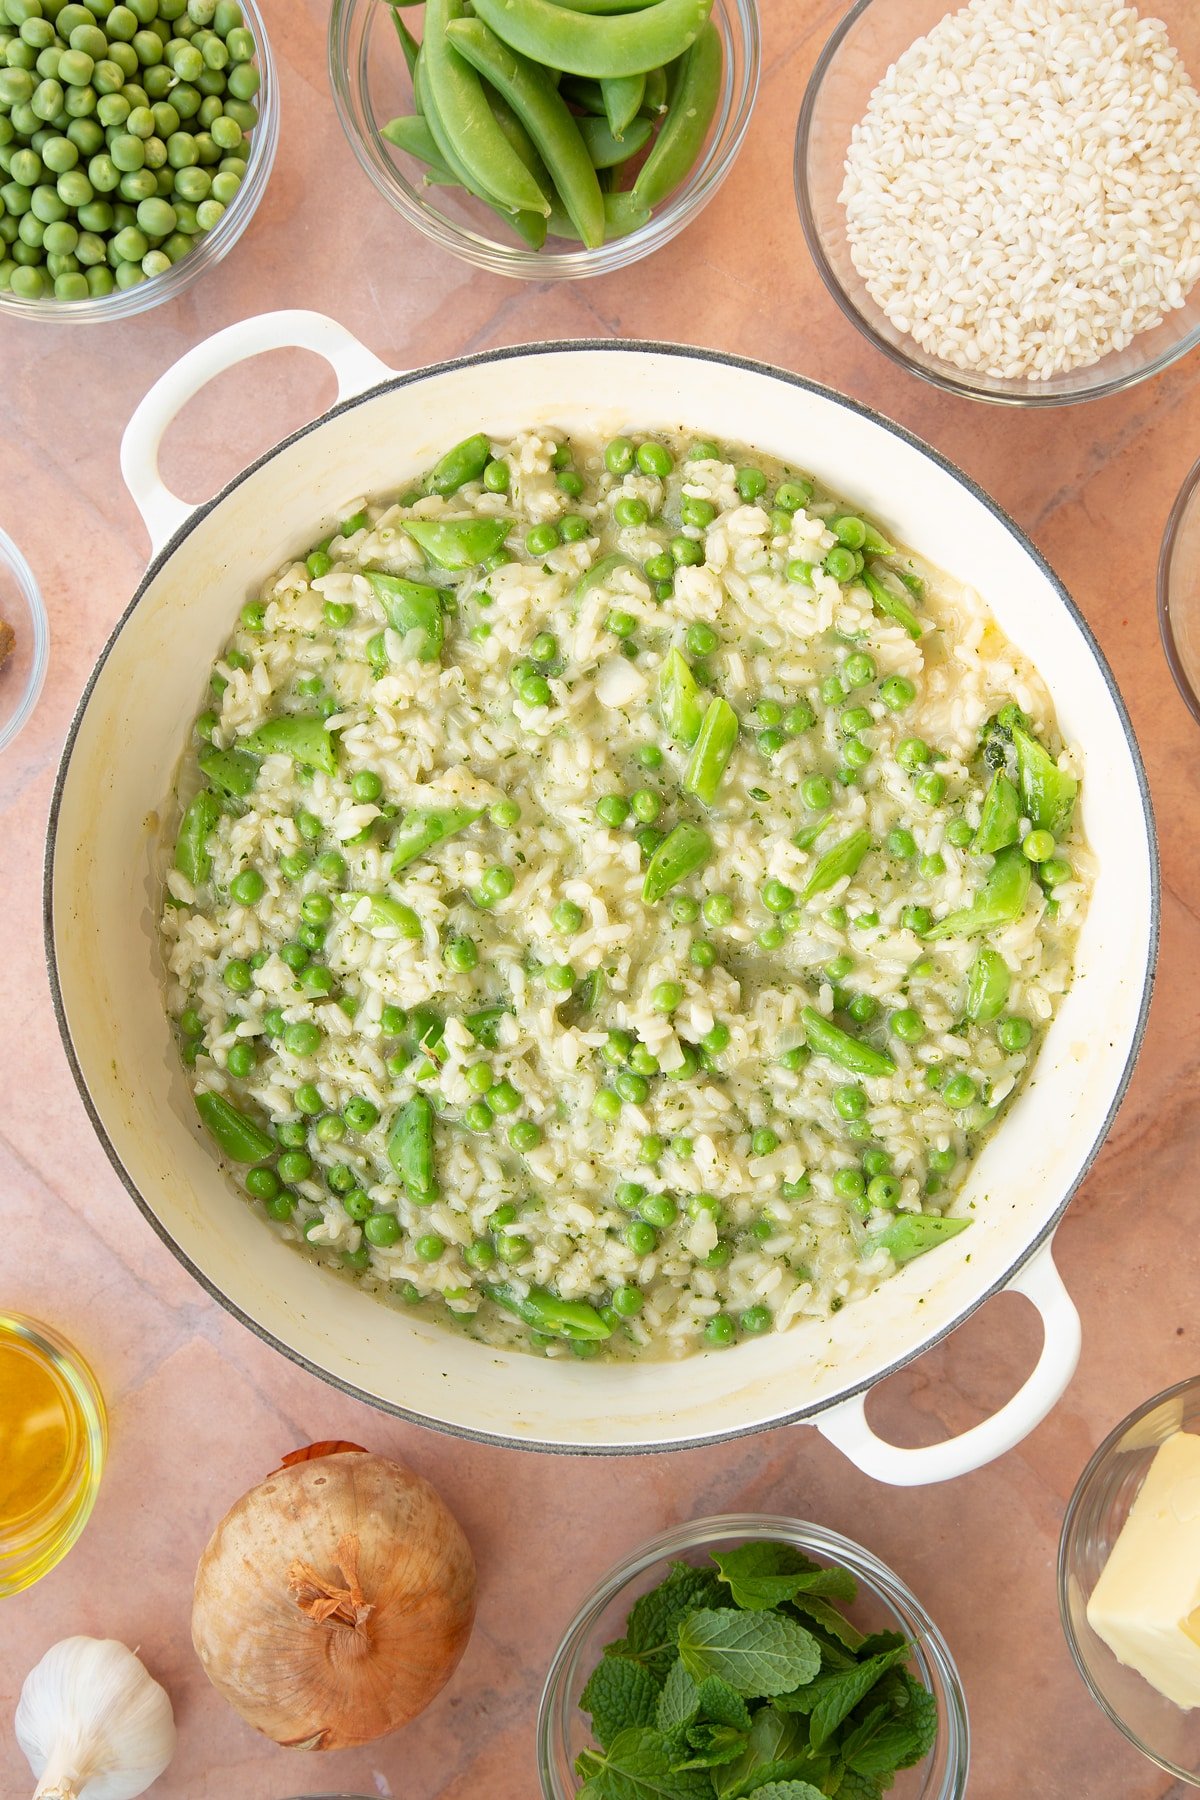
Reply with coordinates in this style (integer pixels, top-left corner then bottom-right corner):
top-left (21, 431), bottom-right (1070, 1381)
top-left (43, 335), bottom-right (1161, 1457)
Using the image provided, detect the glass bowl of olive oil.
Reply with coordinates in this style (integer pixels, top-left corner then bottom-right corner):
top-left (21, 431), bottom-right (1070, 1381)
top-left (0, 1314), bottom-right (107, 1596)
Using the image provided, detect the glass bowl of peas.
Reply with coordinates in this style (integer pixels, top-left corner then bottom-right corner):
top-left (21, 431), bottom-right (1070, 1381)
top-left (328, 0), bottom-right (759, 280)
top-left (0, 0), bottom-right (278, 321)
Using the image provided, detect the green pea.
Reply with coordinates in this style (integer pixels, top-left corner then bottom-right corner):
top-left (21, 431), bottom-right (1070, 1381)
top-left (887, 828), bottom-right (916, 859)
top-left (605, 437), bottom-right (635, 475)
top-left (786, 559), bottom-right (815, 586)
top-left (596, 793), bottom-right (630, 828)
top-left (490, 798), bottom-right (521, 829)
top-left (740, 1305), bottom-right (772, 1335)
top-left (997, 1015), bottom-right (1033, 1053)
top-left (702, 892), bottom-right (733, 927)
top-left (364, 1211), bottom-right (401, 1248)
top-left (486, 1079), bottom-right (519, 1116)
top-left (282, 1020), bottom-right (322, 1056)
top-left (834, 1167), bottom-right (867, 1203)
top-left (444, 936), bottom-right (478, 973)
top-left (651, 980), bottom-right (683, 1013)
top-left (750, 1126), bottom-right (779, 1156)
top-left (943, 1073), bottom-right (978, 1110)
top-left (544, 964), bottom-right (574, 993)
top-left (315, 1111), bottom-right (346, 1144)
top-left (915, 772), bottom-right (946, 806)
top-left (625, 1219), bottom-right (657, 1255)
top-left (592, 1088), bottom-right (622, 1122)
top-left (508, 1119), bottom-right (542, 1152)
top-left (613, 495), bottom-right (649, 528)
top-left (834, 1084), bottom-right (867, 1121)
top-left (277, 1149), bottom-right (312, 1184)
top-left (735, 466), bottom-right (766, 501)
top-left (847, 993), bottom-right (876, 1025)
top-left (464, 1238), bottom-right (496, 1270)
top-left (761, 879), bottom-right (794, 914)
top-left (316, 850), bottom-right (346, 883)
top-left (526, 521), bottom-right (560, 556)
top-left (758, 728), bottom-right (786, 757)
top-left (560, 513), bottom-right (589, 542)
top-left (889, 1007), bottom-right (925, 1044)
top-left (704, 1315), bottom-right (735, 1347)
top-left (901, 905), bottom-right (932, 935)
top-left (1023, 828), bottom-right (1055, 863)
top-left (229, 868), bottom-right (264, 906)
top-left (896, 736), bottom-right (930, 770)
top-left (843, 651), bottom-right (876, 688)
top-left (671, 535), bottom-right (703, 567)
top-left (220, 957), bottom-right (250, 993)
top-left (463, 1101), bottom-right (493, 1132)
top-left (821, 675), bottom-right (846, 707)
top-left (918, 853), bottom-right (946, 881)
top-left (929, 1146), bottom-right (957, 1175)
top-left (689, 939), bottom-right (715, 968)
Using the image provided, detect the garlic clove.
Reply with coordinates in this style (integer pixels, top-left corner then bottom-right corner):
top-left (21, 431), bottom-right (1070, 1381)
top-left (16, 1637), bottom-right (176, 1800)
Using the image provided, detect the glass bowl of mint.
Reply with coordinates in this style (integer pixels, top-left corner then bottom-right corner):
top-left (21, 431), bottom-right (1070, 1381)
top-left (537, 1513), bottom-right (969, 1799)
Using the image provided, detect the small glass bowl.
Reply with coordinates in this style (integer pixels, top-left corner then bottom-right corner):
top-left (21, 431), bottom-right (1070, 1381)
top-left (1059, 1376), bottom-right (1200, 1785)
top-left (0, 1314), bottom-right (107, 1597)
top-left (0, 0), bottom-right (278, 325)
top-left (1159, 454), bottom-right (1200, 728)
top-left (537, 1513), bottom-right (969, 1799)
top-left (0, 526), bottom-right (49, 754)
top-left (328, 0), bottom-right (759, 279)
top-left (795, 0), bottom-right (1200, 406)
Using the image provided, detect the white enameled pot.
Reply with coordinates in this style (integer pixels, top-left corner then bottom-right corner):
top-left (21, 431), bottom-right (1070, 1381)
top-left (46, 313), bottom-right (1158, 1483)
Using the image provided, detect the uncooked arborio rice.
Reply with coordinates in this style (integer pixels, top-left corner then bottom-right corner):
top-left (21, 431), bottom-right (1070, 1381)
top-left (840, 0), bottom-right (1200, 382)
top-left (159, 426), bottom-right (1091, 1360)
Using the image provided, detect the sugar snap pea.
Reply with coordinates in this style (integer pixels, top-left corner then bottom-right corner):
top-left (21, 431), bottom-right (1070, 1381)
top-left (579, 112), bottom-right (653, 167)
top-left (572, 552), bottom-right (642, 612)
top-left (445, 18), bottom-right (605, 249)
top-left (964, 946), bottom-right (1010, 1023)
top-left (425, 434), bottom-right (492, 496)
top-left (862, 566), bottom-right (924, 641)
top-left (520, 1287), bottom-right (612, 1339)
top-left (424, 0), bottom-right (550, 216)
top-left (174, 788), bottom-right (221, 885)
top-left (802, 1007), bottom-right (896, 1079)
top-left (387, 4), bottom-right (420, 79)
top-left (601, 71), bottom-right (645, 136)
top-left (366, 570), bottom-right (444, 662)
top-left (546, 189), bottom-right (651, 241)
top-left (335, 891), bottom-right (423, 938)
top-left (390, 803), bottom-right (484, 872)
top-left (800, 827), bottom-right (872, 904)
top-left (387, 1093), bottom-right (438, 1202)
top-left (195, 1090), bottom-right (274, 1164)
top-left (559, 75), bottom-right (608, 115)
top-left (926, 845), bottom-right (1031, 940)
top-left (382, 114), bottom-right (456, 184)
top-left (549, 0), bottom-right (657, 11)
top-left (631, 20), bottom-right (721, 209)
top-left (868, 1213), bottom-right (971, 1265)
top-left (197, 745), bottom-right (259, 800)
top-left (416, 46), bottom-right (550, 246)
top-left (658, 646), bottom-right (704, 746)
top-left (1012, 724), bottom-right (1077, 837)
top-left (972, 770), bottom-right (1020, 855)
top-left (642, 64), bottom-right (668, 113)
top-left (642, 819), bottom-right (713, 903)
top-left (405, 515), bottom-right (512, 569)
top-left (791, 811), bottom-right (832, 853)
top-left (470, 0), bottom-right (711, 80)
top-left (683, 695), bottom-right (739, 806)
top-left (243, 713), bottom-right (337, 775)
top-left (465, 1003), bottom-right (509, 1046)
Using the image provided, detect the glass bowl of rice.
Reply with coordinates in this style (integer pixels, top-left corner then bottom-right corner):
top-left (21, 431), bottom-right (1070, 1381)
top-left (795, 0), bottom-right (1200, 406)
top-left (327, 0), bottom-right (759, 279)
top-left (537, 1514), bottom-right (970, 1799)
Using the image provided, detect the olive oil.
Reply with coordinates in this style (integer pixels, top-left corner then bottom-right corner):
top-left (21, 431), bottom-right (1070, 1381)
top-left (0, 1316), bottom-right (106, 1596)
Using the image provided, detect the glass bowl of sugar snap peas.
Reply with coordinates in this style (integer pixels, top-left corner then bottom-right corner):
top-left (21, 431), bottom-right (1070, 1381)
top-left (328, 0), bottom-right (759, 278)
top-left (0, 0), bottom-right (278, 322)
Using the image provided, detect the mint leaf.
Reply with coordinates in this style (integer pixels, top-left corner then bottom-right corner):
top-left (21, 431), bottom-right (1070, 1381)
top-left (807, 1646), bottom-right (911, 1750)
top-left (582, 1653), bottom-right (662, 1748)
top-left (713, 1706), bottom-right (827, 1799)
top-left (841, 1670), bottom-right (937, 1776)
top-left (674, 1722), bottom-right (749, 1769)
top-left (785, 1595), bottom-right (864, 1652)
top-left (713, 1545), bottom-right (855, 1613)
top-left (831, 1772), bottom-right (884, 1800)
top-left (855, 1631), bottom-right (906, 1660)
top-left (582, 1725), bottom-right (719, 1799)
top-left (610, 1563), bottom-right (726, 1674)
top-left (656, 1659), bottom-right (700, 1732)
top-left (739, 1785), bottom-right (826, 1800)
top-left (696, 1678), bottom-right (753, 1731)
top-left (678, 1610), bottom-right (821, 1697)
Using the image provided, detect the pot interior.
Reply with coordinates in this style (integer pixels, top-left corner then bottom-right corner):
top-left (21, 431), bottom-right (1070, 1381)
top-left (49, 344), bottom-right (1155, 1450)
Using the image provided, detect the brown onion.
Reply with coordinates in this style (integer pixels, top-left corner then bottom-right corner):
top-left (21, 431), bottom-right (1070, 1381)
top-left (191, 1447), bottom-right (476, 1750)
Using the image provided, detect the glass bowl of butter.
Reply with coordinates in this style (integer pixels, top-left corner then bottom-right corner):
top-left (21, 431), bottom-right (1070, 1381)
top-left (1060, 1377), bottom-right (1200, 1783)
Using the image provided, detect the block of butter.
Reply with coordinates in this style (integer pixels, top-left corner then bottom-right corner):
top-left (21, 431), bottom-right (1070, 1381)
top-left (1087, 1430), bottom-right (1200, 1709)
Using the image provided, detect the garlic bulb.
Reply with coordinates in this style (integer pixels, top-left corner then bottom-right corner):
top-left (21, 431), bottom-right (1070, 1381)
top-left (16, 1638), bottom-right (176, 1800)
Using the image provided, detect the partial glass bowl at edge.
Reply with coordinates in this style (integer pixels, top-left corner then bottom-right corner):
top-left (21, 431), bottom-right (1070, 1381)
top-left (328, 0), bottom-right (759, 279)
top-left (1159, 455), bottom-right (1200, 729)
top-left (0, 0), bottom-right (278, 325)
top-left (795, 0), bottom-right (1200, 405)
top-left (1060, 1376), bottom-right (1200, 1786)
top-left (0, 527), bottom-right (49, 755)
top-left (537, 1514), bottom-right (970, 1800)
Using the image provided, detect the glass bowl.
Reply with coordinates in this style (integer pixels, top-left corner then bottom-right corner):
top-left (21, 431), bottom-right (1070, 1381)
top-left (537, 1513), bottom-right (970, 1799)
top-left (0, 0), bottom-right (278, 325)
top-left (1159, 454), bottom-right (1200, 728)
top-left (1059, 1376), bottom-right (1200, 1785)
top-left (0, 526), bottom-right (48, 754)
top-left (795, 0), bottom-right (1200, 406)
top-left (328, 0), bottom-right (759, 279)
top-left (0, 1314), bottom-right (107, 1597)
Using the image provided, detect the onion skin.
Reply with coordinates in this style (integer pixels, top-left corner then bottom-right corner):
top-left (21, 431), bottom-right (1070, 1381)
top-left (191, 1451), bottom-right (476, 1750)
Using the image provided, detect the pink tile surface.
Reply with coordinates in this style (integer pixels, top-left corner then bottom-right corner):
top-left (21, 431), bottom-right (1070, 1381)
top-left (2, 1), bottom-right (1199, 1794)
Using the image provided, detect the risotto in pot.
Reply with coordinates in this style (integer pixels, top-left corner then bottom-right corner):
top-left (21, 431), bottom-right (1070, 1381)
top-left (159, 427), bottom-right (1090, 1360)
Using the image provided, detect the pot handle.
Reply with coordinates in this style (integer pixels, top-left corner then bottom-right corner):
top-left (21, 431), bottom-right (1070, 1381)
top-left (814, 1237), bottom-right (1081, 1487)
top-left (119, 309), bottom-right (395, 555)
